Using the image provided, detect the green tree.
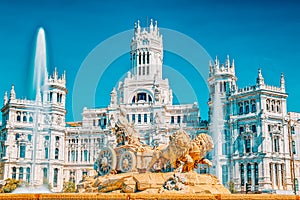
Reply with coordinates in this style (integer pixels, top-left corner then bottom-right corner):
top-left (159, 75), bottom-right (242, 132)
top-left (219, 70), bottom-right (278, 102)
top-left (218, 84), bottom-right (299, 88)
top-left (228, 180), bottom-right (237, 194)
top-left (63, 181), bottom-right (76, 193)
top-left (0, 178), bottom-right (21, 193)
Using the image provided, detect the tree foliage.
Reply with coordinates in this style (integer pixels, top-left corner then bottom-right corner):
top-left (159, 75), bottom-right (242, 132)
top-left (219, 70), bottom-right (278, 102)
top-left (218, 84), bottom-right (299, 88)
top-left (63, 181), bottom-right (76, 193)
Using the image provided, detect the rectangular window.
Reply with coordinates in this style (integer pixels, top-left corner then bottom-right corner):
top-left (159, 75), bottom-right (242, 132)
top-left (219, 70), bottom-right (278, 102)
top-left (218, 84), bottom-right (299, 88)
top-left (138, 114), bottom-right (141, 123)
top-left (20, 145), bottom-right (26, 158)
top-left (28, 134), bottom-right (32, 142)
top-left (239, 126), bottom-right (244, 134)
top-left (274, 137), bottom-right (279, 152)
top-left (241, 164), bottom-right (244, 186)
top-left (45, 147), bottom-right (49, 159)
top-left (254, 163), bottom-right (259, 185)
top-left (177, 116), bottom-right (181, 124)
top-left (222, 165), bottom-right (228, 186)
top-left (150, 113), bottom-right (153, 123)
top-left (144, 114), bottom-right (147, 123)
top-left (171, 116), bottom-right (174, 124)
top-left (132, 114), bottom-right (135, 122)
top-left (247, 164), bottom-right (252, 184)
top-left (292, 140), bottom-right (296, 154)
top-left (147, 66), bottom-right (149, 75)
top-left (245, 139), bottom-right (251, 153)
top-left (138, 67), bottom-right (141, 75)
top-left (53, 168), bottom-right (58, 187)
top-left (84, 150), bottom-right (88, 162)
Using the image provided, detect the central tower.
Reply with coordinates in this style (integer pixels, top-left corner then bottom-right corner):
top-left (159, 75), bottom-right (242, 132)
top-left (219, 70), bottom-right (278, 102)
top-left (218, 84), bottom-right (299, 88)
top-left (130, 19), bottom-right (163, 81)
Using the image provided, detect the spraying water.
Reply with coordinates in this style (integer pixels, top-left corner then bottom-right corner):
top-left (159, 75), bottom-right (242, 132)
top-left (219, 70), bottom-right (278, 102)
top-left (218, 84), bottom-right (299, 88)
top-left (33, 27), bottom-right (48, 100)
top-left (211, 83), bottom-right (224, 181)
top-left (13, 28), bottom-right (51, 193)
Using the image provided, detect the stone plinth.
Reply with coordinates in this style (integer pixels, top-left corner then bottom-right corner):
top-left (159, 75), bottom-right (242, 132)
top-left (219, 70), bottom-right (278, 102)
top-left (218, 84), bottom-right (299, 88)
top-left (77, 171), bottom-right (230, 194)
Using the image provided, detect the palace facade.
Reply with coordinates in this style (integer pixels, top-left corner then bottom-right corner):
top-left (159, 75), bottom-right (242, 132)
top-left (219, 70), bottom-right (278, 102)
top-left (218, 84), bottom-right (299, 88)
top-left (0, 20), bottom-right (299, 194)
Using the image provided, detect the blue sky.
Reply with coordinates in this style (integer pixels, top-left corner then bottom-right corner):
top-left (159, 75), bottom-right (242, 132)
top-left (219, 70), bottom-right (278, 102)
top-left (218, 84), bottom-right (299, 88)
top-left (0, 0), bottom-right (299, 121)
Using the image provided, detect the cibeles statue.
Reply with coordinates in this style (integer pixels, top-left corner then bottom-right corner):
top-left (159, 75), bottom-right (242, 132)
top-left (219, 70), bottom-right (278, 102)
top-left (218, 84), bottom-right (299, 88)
top-left (112, 108), bottom-right (140, 146)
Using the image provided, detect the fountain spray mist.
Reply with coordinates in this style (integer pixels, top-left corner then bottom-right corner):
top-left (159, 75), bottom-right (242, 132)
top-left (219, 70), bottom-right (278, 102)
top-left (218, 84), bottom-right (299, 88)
top-left (31, 27), bottom-right (48, 186)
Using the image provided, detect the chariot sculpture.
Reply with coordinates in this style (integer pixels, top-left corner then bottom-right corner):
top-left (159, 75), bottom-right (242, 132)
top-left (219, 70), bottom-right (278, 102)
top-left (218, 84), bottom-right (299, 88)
top-left (94, 109), bottom-right (214, 176)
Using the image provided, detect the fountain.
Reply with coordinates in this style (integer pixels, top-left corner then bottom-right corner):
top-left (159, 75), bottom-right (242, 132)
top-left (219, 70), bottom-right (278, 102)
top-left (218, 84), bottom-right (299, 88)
top-left (12, 27), bottom-right (51, 194)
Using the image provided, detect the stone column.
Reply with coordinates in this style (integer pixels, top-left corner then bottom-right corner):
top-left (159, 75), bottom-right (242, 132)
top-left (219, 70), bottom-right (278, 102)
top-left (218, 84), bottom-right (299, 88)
top-left (78, 139), bottom-right (81, 163)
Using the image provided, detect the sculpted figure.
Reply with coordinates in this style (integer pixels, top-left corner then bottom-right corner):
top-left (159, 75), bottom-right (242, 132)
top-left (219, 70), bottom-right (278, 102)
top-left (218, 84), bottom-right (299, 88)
top-left (147, 130), bottom-right (214, 172)
top-left (112, 108), bottom-right (140, 146)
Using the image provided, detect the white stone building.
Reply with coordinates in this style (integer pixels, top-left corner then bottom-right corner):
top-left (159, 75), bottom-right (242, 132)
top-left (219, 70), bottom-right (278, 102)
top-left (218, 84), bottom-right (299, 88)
top-left (0, 20), bottom-right (300, 195)
top-left (0, 69), bottom-right (67, 192)
top-left (208, 56), bottom-right (300, 194)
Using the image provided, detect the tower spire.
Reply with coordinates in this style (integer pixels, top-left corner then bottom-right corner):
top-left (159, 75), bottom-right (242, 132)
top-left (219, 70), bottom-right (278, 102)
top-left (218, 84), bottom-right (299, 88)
top-left (3, 91), bottom-right (8, 105)
top-left (280, 72), bottom-right (285, 91)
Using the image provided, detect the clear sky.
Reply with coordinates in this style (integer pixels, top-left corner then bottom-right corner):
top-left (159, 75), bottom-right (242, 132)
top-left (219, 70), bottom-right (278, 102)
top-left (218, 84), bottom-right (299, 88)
top-left (0, 0), bottom-right (299, 121)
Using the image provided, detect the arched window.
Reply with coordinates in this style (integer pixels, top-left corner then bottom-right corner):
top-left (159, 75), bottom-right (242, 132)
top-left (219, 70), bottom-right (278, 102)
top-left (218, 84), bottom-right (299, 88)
top-left (12, 167), bottom-right (16, 179)
top-left (26, 167), bottom-right (30, 183)
top-left (271, 100), bottom-right (275, 112)
top-left (55, 148), bottom-right (59, 160)
top-left (29, 116), bottom-right (33, 123)
top-left (19, 167), bottom-right (24, 180)
top-left (43, 168), bottom-right (48, 179)
top-left (266, 99), bottom-right (270, 111)
top-left (53, 168), bottom-right (58, 187)
top-left (238, 103), bottom-right (243, 115)
top-left (245, 101), bottom-right (249, 114)
top-left (251, 100), bottom-right (256, 113)
top-left (23, 113), bottom-right (27, 122)
top-left (276, 101), bottom-right (281, 113)
top-left (17, 112), bottom-right (21, 122)
top-left (296, 178), bottom-right (299, 191)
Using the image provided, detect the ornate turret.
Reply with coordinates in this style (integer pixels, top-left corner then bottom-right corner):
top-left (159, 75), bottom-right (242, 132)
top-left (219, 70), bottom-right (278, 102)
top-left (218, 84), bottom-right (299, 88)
top-left (256, 68), bottom-right (264, 87)
top-left (131, 19), bottom-right (163, 81)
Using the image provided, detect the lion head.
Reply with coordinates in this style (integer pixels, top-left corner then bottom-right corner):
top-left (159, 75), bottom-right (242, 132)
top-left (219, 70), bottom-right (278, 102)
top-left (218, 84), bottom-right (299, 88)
top-left (192, 133), bottom-right (214, 157)
top-left (168, 130), bottom-right (191, 164)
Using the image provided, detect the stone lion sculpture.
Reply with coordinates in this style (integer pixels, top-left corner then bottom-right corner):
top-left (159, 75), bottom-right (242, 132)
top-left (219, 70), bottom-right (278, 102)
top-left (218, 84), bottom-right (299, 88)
top-left (147, 130), bottom-right (214, 172)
